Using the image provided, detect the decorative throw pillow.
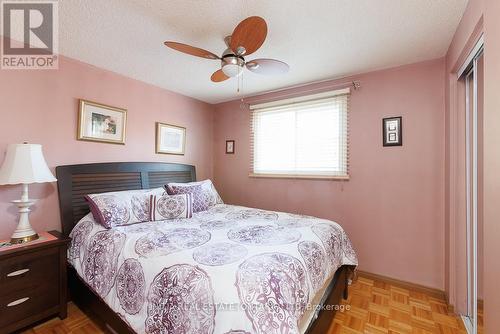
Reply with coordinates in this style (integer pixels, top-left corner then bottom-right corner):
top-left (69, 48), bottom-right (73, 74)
top-left (85, 188), bottom-right (165, 228)
top-left (165, 180), bottom-right (223, 213)
top-left (150, 193), bottom-right (193, 221)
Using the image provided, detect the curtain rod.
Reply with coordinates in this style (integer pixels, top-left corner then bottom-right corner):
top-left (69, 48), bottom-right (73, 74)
top-left (242, 80), bottom-right (361, 106)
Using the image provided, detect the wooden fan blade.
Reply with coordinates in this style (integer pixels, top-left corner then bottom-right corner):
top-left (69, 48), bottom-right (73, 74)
top-left (246, 59), bottom-right (289, 75)
top-left (164, 41), bottom-right (219, 60)
top-left (230, 16), bottom-right (267, 56)
top-left (211, 69), bottom-right (229, 82)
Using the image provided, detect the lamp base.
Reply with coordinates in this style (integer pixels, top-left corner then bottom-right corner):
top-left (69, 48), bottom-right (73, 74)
top-left (10, 233), bottom-right (39, 244)
top-left (10, 186), bottom-right (38, 244)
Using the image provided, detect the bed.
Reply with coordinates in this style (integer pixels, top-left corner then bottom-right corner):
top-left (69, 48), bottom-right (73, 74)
top-left (56, 162), bottom-right (357, 334)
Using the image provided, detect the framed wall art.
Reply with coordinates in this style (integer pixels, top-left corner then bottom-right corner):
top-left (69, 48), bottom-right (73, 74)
top-left (383, 116), bottom-right (402, 147)
top-left (226, 140), bottom-right (235, 154)
top-left (77, 99), bottom-right (127, 144)
top-left (156, 122), bottom-right (186, 155)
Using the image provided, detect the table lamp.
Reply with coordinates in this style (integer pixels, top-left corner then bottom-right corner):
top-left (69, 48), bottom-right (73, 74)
top-left (0, 143), bottom-right (57, 244)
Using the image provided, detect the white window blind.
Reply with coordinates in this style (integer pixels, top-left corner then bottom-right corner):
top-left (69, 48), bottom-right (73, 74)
top-left (250, 89), bottom-right (349, 178)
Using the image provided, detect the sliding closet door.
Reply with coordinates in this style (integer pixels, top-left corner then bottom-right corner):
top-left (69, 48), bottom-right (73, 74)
top-left (462, 44), bottom-right (483, 334)
top-left (475, 51), bottom-right (484, 332)
top-left (464, 67), bottom-right (475, 331)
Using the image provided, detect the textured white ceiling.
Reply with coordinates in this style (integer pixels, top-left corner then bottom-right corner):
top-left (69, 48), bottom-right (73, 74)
top-left (59, 0), bottom-right (468, 104)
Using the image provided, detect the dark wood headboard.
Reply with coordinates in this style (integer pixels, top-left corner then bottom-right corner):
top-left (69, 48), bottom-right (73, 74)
top-left (56, 162), bottom-right (196, 236)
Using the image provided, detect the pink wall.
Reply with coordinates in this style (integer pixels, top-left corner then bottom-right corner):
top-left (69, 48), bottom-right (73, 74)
top-left (0, 53), bottom-right (214, 239)
top-left (213, 59), bottom-right (446, 290)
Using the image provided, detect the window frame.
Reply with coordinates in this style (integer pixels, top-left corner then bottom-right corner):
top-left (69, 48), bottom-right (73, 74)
top-left (249, 88), bottom-right (350, 180)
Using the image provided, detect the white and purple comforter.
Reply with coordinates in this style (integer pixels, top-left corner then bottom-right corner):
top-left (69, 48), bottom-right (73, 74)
top-left (68, 204), bottom-right (358, 334)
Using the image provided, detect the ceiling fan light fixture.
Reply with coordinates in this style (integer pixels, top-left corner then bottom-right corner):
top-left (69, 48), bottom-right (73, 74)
top-left (221, 55), bottom-right (244, 77)
top-left (222, 63), bottom-right (243, 77)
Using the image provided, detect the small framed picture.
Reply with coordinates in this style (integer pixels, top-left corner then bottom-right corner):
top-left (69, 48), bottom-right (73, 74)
top-left (383, 116), bottom-right (402, 146)
top-left (77, 99), bottom-right (127, 144)
top-left (156, 122), bottom-right (186, 155)
top-left (226, 140), bottom-right (235, 154)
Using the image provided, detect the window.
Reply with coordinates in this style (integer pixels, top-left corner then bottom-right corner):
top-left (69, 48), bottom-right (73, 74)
top-left (250, 88), bottom-right (349, 179)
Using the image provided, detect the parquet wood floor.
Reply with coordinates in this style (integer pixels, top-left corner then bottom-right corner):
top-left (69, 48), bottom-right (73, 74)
top-left (21, 274), bottom-right (484, 334)
top-left (331, 275), bottom-right (484, 334)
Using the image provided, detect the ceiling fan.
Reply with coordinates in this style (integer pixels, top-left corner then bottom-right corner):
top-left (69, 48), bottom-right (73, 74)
top-left (164, 16), bottom-right (289, 83)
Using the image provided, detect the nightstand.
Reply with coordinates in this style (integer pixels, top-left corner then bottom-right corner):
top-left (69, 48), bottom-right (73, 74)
top-left (0, 231), bottom-right (70, 334)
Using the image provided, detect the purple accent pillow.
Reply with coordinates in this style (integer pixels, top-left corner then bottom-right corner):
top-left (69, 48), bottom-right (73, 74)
top-left (165, 184), bottom-right (209, 213)
top-left (165, 180), bottom-right (223, 213)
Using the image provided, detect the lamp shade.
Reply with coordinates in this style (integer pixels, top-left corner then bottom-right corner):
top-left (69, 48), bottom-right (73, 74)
top-left (0, 144), bottom-right (56, 185)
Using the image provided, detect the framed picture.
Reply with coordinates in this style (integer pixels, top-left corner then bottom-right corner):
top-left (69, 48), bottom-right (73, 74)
top-left (78, 99), bottom-right (127, 144)
top-left (156, 122), bottom-right (186, 155)
top-left (226, 140), bottom-right (235, 154)
top-left (383, 116), bottom-right (402, 146)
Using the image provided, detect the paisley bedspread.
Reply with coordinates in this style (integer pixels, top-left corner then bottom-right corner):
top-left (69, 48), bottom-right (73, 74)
top-left (68, 204), bottom-right (358, 334)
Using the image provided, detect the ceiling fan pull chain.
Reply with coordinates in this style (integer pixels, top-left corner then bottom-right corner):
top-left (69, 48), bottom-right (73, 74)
top-left (237, 65), bottom-right (242, 93)
top-left (239, 73), bottom-right (247, 110)
top-left (241, 69), bottom-right (245, 94)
